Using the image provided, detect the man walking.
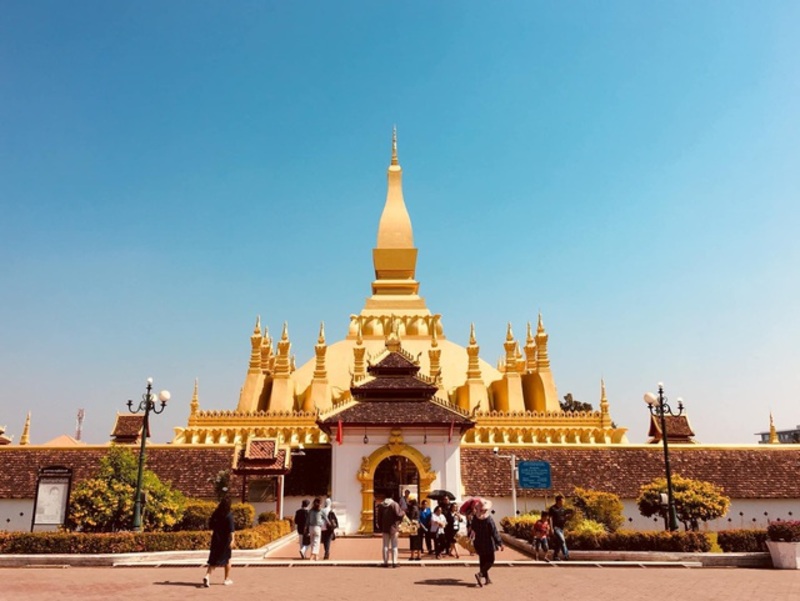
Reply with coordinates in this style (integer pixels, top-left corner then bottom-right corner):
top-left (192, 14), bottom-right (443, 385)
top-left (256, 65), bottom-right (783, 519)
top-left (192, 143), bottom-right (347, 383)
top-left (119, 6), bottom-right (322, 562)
top-left (548, 495), bottom-right (574, 561)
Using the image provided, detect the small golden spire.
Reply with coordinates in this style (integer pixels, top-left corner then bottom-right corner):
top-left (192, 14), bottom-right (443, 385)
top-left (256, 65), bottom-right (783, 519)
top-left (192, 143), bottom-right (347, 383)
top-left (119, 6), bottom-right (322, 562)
top-left (506, 322), bottom-right (514, 341)
top-left (469, 323), bottom-right (476, 345)
top-left (537, 312), bottom-right (545, 334)
top-left (356, 319), bottom-right (363, 345)
top-left (391, 125), bottom-right (398, 166)
top-left (20, 412), bottom-right (31, 446)
top-left (281, 321), bottom-right (289, 341)
top-left (253, 315), bottom-right (261, 336)
top-left (318, 321), bottom-right (326, 344)
top-left (769, 412), bottom-right (779, 444)
top-left (190, 379), bottom-right (200, 415)
top-left (526, 321), bottom-right (534, 344)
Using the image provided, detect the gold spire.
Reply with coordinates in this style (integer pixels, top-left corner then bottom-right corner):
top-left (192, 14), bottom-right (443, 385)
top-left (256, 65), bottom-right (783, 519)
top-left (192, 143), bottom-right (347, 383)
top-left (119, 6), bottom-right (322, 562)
top-left (190, 379), bottom-right (200, 416)
top-left (274, 322), bottom-right (291, 376)
top-left (391, 124), bottom-right (398, 166)
top-left (20, 412), bottom-right (31, 446)
top-left (769, 412), bottom-right (779, 444)
top-left (253, 315), bottom-right (261, 335)
top-left (356, 319), bottom-right (363, 345)
top-left (536, 313), bottom-right (550, 369)
top-left (537, 312), bottom-right (545, 334)
top-left (504, 322), bottom-right (517, 372)
top-left (524, 321), bottom-right (537, 372)
top-left (248, 316), bottom-right (263, 373)
top-left (314, 322), bottom-right (328, 380)
top-left (466, 324), bottom-right (482, 380)
top-left (600, 378), bottom-right (609, 414)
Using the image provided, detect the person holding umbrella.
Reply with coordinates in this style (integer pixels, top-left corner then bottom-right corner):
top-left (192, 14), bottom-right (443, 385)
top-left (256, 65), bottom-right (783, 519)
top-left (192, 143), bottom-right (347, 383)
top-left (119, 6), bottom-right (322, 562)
top-left (469, 499), bottom-right (503, 587)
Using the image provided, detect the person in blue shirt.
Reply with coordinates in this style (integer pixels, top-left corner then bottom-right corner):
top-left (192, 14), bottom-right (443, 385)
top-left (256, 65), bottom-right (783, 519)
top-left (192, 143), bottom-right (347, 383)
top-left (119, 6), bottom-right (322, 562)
top-left (419, 499), bottom-right (433, 554)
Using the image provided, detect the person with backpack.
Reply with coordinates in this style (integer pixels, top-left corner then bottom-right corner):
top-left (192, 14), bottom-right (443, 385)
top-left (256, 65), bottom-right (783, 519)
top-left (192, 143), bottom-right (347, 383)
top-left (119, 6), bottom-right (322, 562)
top-left (321, 497), bottom-right (339, 560)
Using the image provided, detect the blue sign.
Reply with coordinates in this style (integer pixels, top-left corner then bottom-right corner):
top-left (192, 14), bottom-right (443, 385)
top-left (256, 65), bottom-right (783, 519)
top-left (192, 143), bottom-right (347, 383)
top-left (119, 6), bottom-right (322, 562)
top-left (517, 461), bottom-right (552, 489)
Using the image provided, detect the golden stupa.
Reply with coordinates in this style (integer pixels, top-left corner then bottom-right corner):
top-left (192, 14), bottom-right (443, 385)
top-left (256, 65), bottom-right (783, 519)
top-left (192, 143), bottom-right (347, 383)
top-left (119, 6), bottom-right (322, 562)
top-left (172, 130), bottom-right (628, 448)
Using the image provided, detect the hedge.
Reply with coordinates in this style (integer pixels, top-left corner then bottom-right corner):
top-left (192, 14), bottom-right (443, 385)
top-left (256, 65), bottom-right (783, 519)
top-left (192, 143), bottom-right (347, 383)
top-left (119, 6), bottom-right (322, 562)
top-left (716, 529), bottom-right (768, 552)
top-left (0, 520), bottom-right (291, 554)
top-left (500, 517), bottom-right (711, 552)
top-left (176, 500), bottom-right (256, 532)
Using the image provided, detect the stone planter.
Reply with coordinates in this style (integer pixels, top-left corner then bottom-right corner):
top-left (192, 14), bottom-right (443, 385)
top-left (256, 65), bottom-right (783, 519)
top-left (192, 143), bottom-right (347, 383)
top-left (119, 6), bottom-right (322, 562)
top-left (766, 541), bottom-right (800, 569)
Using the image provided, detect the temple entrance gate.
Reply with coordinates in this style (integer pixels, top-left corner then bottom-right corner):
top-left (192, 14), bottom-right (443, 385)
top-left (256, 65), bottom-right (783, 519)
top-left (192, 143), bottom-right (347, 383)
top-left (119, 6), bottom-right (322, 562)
top-left (356, 430), bottom-right (437, 533)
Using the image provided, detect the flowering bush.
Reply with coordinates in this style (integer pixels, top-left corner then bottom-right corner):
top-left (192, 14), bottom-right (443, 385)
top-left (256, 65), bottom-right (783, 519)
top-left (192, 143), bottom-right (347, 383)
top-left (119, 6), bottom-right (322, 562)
top-left (767, 520), bottom-right (800, 543)
top-left (716, 529), bottom-right (768, 552)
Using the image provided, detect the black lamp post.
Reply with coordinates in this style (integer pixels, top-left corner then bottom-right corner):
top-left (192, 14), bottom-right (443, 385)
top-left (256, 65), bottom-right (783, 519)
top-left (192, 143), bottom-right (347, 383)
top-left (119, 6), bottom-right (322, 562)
top-left (644, 382), bottom-right (683, 532)
top-left (127, 377), bottom-right (170, 531)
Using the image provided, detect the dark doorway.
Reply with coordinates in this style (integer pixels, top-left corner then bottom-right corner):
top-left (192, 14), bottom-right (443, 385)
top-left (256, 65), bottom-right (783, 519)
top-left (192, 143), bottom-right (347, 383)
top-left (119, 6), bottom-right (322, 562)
top-left (373, 455), bottom-right (419, 531)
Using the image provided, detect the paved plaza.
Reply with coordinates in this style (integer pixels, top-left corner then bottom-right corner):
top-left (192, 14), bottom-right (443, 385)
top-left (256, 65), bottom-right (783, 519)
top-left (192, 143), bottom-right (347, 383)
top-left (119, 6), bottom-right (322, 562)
top-left (0, 536), bottom-right (797, 601)
top-left (1, 564), bottom-right (798, 601)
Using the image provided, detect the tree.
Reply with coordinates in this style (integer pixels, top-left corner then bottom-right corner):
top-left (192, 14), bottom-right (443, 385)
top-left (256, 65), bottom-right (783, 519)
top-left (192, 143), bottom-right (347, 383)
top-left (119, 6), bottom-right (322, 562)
top-left (637, 474), bottom-right (730, 531)
top-left (560, 393), bottom-right (593, 413)
top-left (572, 487), bottom-right (625, 532)
top-left (66, 446), bottom-right (185, 532)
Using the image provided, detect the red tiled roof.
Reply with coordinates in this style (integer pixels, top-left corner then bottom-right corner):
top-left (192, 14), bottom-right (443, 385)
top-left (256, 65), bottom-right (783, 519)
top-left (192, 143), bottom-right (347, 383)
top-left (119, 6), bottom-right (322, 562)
top-left (319, 400), bottom-right (473, 428)
top-left (352, 375), bottom-right (437, 396)
top-left (368, 352), bottom-right (421, 373)
top-left (232, 439), bottom-right (290, 476)
top-left (648, 415), bottom-right (696, 443)
top-left (461, 446), bottom-right (800, 499)
top-left (0, 446), bottom-right (241, 499)
top-left (110, 415), bottom-right (145, 442)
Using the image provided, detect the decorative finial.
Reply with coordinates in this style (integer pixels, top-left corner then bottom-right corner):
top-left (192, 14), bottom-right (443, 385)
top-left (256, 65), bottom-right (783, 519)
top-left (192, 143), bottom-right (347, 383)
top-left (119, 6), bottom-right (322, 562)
top-left (281, 321), bottom-right (289, 341)
top-left (318, 321), bottom-right (326, 344)
top-left (769, 412), bottom-right (779, 444)
top-left (469, 323), bottom-right (476, 345)
top-left (253, 315), bottom-right (261, 335)
top-left (537, 312), bottom-right (545, 333)
top-left (391, 125), bottom-right (398, 166)
top-left (356, 319), bottom-right (363, 345)
top-left (20, 411), bottom-right (31, 446)
top-left (526, 321), bottom-right (534, 343)
top-left (190, 378), bottom-right (200, 415)
top-left (506, 322), bottom-right (514, 341)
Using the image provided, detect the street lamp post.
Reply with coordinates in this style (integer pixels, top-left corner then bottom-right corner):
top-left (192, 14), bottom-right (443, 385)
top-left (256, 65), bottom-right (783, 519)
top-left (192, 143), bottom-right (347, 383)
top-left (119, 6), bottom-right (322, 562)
top-left (644, 382), bottom-right (683, 532)
top-left (127, 377), bottom-right (170, 532)
top-left (493, 447), bottom-right (518, 517)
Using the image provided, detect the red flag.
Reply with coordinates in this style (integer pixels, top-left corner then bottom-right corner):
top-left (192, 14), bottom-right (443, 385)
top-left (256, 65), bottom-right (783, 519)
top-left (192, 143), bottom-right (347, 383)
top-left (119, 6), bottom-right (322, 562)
top-left (448, 419), bottom-right (455, 443)
top-left (336, 420), bottom-right (343, 445)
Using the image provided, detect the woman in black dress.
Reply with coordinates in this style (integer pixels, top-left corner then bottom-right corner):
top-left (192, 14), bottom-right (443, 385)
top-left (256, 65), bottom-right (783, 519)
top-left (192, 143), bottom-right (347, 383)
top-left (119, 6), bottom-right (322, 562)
top-left (203, 497), bottom-right (235, 587)
top-left (407, 496), bottom-right (422, 560)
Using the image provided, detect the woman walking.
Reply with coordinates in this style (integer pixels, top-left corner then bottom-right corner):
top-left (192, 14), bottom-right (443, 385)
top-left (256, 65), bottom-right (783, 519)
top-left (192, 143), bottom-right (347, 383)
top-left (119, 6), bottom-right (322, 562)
top-left (306, 497), bottom-right (325, 561)
top-left (470, 499), bottom-right (503, 587)
top-left (203, 497), bottom-right (235, 587)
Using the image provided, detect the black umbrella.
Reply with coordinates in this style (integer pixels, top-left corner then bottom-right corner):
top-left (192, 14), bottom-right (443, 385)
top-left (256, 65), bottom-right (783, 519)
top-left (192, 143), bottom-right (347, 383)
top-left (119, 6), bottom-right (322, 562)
top-left (427, 489), bottom-right (456, 501)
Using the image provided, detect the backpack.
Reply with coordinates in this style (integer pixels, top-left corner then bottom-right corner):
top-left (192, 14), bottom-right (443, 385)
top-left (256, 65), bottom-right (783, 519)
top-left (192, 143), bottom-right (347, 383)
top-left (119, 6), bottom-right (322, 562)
top-left (327, 510), bottom-right (339, 530)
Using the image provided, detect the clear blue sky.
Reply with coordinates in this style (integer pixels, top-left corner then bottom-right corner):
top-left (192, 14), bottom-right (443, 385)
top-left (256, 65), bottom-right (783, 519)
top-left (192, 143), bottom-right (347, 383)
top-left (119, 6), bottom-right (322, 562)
top-left (1, 1), bottom-right (798, 445)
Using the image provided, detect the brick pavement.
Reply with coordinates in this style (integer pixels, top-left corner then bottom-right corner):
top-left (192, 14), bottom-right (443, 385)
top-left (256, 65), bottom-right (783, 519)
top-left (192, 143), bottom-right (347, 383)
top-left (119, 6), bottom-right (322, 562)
top-left (1, 565), bottom-right (798, 601)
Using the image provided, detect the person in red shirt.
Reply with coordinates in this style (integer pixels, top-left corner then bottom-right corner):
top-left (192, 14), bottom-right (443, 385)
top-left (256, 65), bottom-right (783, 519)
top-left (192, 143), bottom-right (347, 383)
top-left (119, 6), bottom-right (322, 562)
top-left (531, 510), bottom-right (551, 561)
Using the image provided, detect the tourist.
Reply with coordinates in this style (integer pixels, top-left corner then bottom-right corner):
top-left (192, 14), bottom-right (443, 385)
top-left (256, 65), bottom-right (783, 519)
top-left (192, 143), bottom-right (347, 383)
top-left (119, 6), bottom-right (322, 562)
top-left (430, 505), bottom-right (447, 558)
top-left (406, 495), bottom-right (422, 561)
top-left (377, 496), bottom-right (405, 567)
top-left (307, 497), bottom-right (325, 561)
top-left (548, 495), bottom-right (574, 561)
top-left (419, 499), bottom-right (433, 554)
top-left (531, 510), bottom-right (550, 561)
top-left (203, 496), bottom-right (235, 587)
top-left (399, 488), bottom-right (411, 513)
top-left (321, 497), bottom-right (339, 560)
top-left (294, 499), bottom-right (310, 559)
top-left (471, 499), bottom-right (503, 587)
top-left (448, 503), bottom-right (463, 558)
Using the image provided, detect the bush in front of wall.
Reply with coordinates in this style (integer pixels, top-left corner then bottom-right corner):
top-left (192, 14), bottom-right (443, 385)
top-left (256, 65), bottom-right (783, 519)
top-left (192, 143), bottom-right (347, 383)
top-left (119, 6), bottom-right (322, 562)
top-left (716, 529), bottom-right (768, 552)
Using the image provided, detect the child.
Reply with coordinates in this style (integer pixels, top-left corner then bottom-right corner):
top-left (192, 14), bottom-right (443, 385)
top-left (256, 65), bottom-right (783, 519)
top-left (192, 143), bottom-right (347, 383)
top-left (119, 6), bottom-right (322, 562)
top-left (531, 510), bottom-right (550, 561)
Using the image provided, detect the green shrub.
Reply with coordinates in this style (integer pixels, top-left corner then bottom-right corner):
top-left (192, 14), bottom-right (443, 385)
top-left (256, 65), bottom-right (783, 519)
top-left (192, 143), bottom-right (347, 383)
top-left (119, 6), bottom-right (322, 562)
top-left (231, 503), bottom-right (255, 530)
top-left (0, 520), bottom-right (292, 554)
top-left (499, 515), bottom-right (538, 541)
top-left (258, 511), bottom-right (278, 524)
top-left (571, 519), bottom-right (607, 535)
top-left (717, 529), bottom-right (768, 552)
top-left (767, 520), bottom-right (800, 543)
top-left (177, 500), bottom-right (217, 531)
top-left (566, 529), bottom-right (712, 552)
top-left (572, 487), bottom-right (624, 532)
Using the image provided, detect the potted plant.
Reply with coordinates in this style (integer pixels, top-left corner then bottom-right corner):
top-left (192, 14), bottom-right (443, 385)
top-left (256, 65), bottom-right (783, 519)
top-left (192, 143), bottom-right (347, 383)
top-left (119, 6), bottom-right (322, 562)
top-left (766, 520), bottom-right (800, 569)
